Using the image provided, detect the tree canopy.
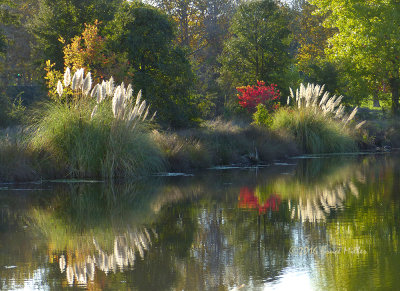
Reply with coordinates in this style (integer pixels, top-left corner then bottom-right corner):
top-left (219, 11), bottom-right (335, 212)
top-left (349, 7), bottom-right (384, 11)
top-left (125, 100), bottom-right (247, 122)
top-left (107, 2), bottom-right (197, 127)
top-left (219, 0), bottom-right (291, 91)
top-left (29, 0), bottom-right (123, 71)
top-left (309, 0), bottom-right (400, 114)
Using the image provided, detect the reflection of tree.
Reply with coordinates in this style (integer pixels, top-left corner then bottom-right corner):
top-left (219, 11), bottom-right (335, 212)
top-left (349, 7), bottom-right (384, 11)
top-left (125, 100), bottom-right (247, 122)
top-left (2, 154), bottom-right (400, 290)
top-left (313, 155), bottom-right (400, 291)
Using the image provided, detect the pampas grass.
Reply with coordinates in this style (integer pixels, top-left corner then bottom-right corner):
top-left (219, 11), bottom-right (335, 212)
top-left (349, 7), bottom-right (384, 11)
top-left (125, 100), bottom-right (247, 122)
top-left (273, 83), bottom-right (360, 154)
top-left (30, 68), bottom-right (164, 179)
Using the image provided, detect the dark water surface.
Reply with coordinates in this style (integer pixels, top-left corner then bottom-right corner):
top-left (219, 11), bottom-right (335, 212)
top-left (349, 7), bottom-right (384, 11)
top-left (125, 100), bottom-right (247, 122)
top-left (1, 153), bottom-right (400, 290)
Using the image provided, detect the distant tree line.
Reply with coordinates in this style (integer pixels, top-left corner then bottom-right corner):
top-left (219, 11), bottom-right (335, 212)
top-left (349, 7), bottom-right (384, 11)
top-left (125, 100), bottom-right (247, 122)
top-left (0, 0), bottom-right (399, 127)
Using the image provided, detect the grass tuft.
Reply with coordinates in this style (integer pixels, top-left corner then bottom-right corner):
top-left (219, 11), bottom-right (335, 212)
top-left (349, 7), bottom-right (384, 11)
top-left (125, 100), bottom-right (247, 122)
top-left (30, 100), bottom-right (164, 179)
top-left (271, 107), bottom-right (357, 153)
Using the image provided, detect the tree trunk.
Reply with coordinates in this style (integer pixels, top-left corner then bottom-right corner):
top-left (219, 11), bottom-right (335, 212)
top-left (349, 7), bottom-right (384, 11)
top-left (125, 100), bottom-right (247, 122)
top-left (390, 78), bottom-right (399, 115)
top-left (373, 90), bottom-right (380, 107)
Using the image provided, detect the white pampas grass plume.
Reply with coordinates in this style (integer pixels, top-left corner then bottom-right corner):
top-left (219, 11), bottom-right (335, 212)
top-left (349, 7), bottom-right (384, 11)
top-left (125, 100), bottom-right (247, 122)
top-left (64, 67), bottom-right (71, 87)
top-left (346, 106), bottom-right (358, 123)
top-left (289, 87), bottom-right (294, 99)
top-left (59, 255), bottom-right (66, 273)
top-left (150, 111), bottom-right (157, 121)
top-left (82, 72), bottom-right (92, 96)
top-left (112, 86), bottom-right (123, 118)
top-left (57, 80), bottom-right (63, 97)
top-left (137, 100), bottom-right (146, 118)
top-left (71, 71), bottom-right (78, 90)
top-left (106, 77), bottom-right (115, 97)
top-left (135, 90), bottom-right (142, 107)
top-left (71, 68), bottom-right (84, 90)
top-left (126, 84), bottom-right (133, 100)
top-left (100, 81), bottom-right (107, 102)
top-left (91, 84), bottom-right (99, 99)
top-left (142, 106), bottom-right (149, 121)
top-left (355, 120), bottom-right (366, 130)
top-left (91, 105), bottom-right (98, 119)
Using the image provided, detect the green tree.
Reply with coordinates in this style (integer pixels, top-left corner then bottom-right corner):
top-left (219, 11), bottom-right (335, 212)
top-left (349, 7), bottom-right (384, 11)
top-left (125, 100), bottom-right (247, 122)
top-left (219, 0), bottom-right (292, 94)
top-left (107, 2), bottom-right (197, 127)
top-left (309, 0), bottom-right (400, 114)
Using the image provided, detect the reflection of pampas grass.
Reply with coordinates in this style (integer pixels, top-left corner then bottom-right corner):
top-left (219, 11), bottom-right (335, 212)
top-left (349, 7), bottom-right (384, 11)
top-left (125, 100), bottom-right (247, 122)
top-left (60, 227), bottom-right (156, 287)
top-left (288, 168), bottom-right (365, 222)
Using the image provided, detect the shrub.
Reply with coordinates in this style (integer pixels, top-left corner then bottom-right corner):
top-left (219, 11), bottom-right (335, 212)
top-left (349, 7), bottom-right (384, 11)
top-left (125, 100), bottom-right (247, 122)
top-left (272, 83), bottom-right (362, 153)
top-left (237, 81), bottom-right (280, 113)
top-left (253, 104), bottom-right (273, 127)
top-left (30, 68), bottom-right (164, 179)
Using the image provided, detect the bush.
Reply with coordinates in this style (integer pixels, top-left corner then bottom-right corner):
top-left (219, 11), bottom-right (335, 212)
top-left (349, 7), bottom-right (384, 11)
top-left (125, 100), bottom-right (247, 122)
top-left (237, 81), bottom-right (280, 113)
top-left (253, 104), bottom-right (273, 127)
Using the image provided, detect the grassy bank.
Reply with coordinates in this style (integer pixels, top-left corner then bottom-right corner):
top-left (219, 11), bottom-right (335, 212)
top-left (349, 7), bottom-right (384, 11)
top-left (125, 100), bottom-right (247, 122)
top-left (0, 79), bottom-right (394, 183)
top-left (0, 119), bottom-right (299, 182)
top-left (153, 119), bottom-right (298, 171)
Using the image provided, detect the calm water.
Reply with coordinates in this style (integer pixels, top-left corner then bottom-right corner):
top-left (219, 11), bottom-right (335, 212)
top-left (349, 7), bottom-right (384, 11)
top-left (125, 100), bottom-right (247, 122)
top-left (1, 153), bottom-right (400, 290)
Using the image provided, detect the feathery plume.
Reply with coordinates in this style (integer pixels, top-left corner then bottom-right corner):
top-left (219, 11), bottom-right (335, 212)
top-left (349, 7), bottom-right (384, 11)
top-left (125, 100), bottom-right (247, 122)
top-left (106, 77), bottom-right (115, 97)
top-left (64, 67), bottom-right (71, 87)
top-left (346, 106), bottom-right (358, 123)
top-left (150, 111), bottom-right (157, 121)
top-left (82, 72), bottom-right (92, 96)
top-left (71, 71), bottom-right (78, 90)
top-left (57, 80), bottom-right (63, 97)
top-left (355, 120), bottom-right (366, 130)
top-left (126, 84), bottom-right (133, 100)
top-left (142, 106), bottom-right (149, 121)
top-left (91, 84), bottom-right (99, 99)
top-left (112, 86), bottom-right (124, 118)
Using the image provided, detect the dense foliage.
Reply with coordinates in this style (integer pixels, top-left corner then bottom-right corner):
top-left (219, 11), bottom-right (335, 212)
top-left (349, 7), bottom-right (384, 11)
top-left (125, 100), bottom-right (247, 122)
top-left (219, 0), bottom-right (291, 92)
top-left (237, 81), bottom-right (280, 113)
top-left (107, 2), bottom-right (197, 127)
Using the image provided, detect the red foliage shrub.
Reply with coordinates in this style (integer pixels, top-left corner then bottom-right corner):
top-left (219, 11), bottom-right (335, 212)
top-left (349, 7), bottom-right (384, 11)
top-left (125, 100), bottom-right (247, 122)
top-left (236, 81), bottom-right (280, 112)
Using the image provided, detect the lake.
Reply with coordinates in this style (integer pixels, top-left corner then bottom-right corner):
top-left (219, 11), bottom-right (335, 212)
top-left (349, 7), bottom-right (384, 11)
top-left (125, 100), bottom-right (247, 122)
top-left (0, 153), bottom-right (399, 290)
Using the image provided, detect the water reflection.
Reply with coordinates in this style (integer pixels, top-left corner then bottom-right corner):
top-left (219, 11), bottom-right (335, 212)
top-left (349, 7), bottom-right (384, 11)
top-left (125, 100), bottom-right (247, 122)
top-left (59, 226), bottom-right (156, 286)
top-left (0, 154), bottom-right (399, 290)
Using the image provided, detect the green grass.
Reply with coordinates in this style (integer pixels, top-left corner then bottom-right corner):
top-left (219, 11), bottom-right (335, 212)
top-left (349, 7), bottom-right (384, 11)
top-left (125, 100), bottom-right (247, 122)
top-left (29, 100), bottom-right (165, 179)
top-left (271, 107), bottom-right (357, 154)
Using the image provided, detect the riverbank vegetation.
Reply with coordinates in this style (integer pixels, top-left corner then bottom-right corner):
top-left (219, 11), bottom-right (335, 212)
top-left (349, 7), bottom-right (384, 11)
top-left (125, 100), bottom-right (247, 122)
top-left (0, 0), bottom-right (399, 182)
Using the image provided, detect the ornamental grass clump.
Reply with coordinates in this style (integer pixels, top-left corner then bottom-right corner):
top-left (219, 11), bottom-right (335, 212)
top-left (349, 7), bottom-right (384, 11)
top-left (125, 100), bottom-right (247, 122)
top-left (31, 68), bottom-right (163, 179)
top-left (272, 83), bottom-right (364, 154)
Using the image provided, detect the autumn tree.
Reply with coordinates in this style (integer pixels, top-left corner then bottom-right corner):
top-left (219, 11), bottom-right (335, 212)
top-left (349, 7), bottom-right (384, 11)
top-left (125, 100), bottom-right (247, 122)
top-left (44, 21), bottom-right (127, 100)
top-left (309, 0), bottom-right (400, 114)
top-left (29, 0), bottom-right (123, 72)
